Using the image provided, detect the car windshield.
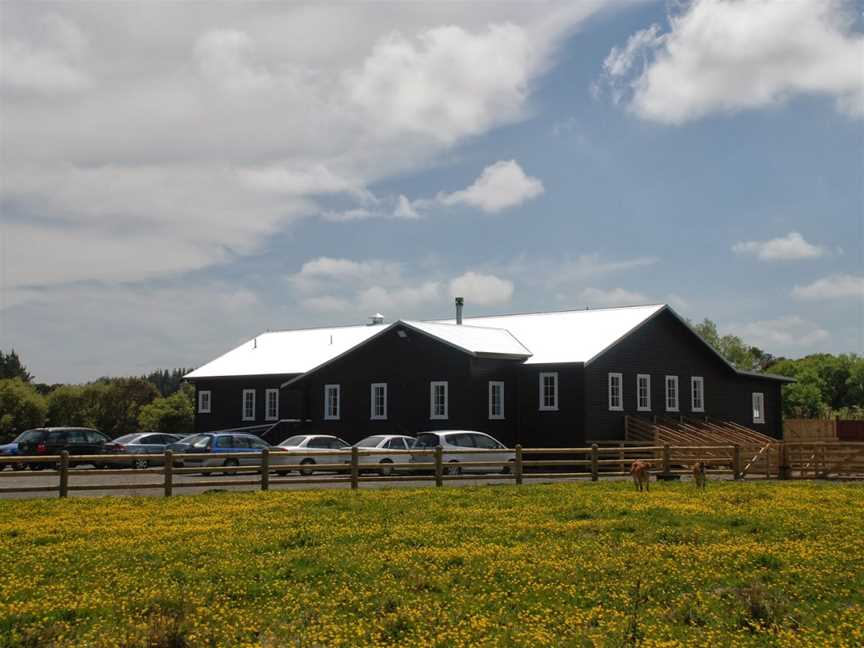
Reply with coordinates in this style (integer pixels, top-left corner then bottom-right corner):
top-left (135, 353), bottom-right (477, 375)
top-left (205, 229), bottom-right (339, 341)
top-left (355, 436), bottom-right (387, 448)
top-left (413, 433), bottom-right (439, 449)
top-left (280, 435), bottom-right (307, 447)
top-left (113, 434), bottom-right (139, 444)
top-left (177, 435), bottom-right (203, 446)
top-left (17, 430), bottom-right (44, 442)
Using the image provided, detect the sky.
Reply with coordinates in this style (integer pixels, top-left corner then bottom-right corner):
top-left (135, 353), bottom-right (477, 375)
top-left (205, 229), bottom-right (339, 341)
top-left (1, 0), bottom-right (862, 384)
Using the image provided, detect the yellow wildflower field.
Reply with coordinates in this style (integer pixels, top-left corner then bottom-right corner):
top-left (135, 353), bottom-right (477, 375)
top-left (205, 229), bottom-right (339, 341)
top-left (0, 481), bottom-right (862, 647)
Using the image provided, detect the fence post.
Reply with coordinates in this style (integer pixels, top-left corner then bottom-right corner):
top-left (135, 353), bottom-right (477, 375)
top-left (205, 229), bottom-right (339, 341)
top-left (350, 447), bottom-right (359, 490)
top-left (164, 450), bottom-right (173, 497)
top-left (661, 444), bottom-right (671, 479)
top-left (778, 443), bottom-right (789, 480)
top-left (261, 448), bottom-right (270, 491)
top-left (590, 444), bottom-right (599, 481)
top-left (434, 446), bottom-right (443, 487)
top-left (732, 444), bottom-right (741, 480)
top-left (514, 444), bottom-right (523, 485)
top-left (59, 451), bottom-right (69, 498)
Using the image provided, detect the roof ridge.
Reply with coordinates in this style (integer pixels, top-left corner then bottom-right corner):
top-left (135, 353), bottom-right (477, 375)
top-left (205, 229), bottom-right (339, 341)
top-left (404, 319), bottom-right (511, 332)
top-left (430, 303), bottom-right (666, 322)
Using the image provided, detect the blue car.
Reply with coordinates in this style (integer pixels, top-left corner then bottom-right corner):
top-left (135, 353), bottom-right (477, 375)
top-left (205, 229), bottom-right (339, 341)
top-left (168, 433), bottom-right (291, 474)
top-left (0, 437), bottom-right (25, 471)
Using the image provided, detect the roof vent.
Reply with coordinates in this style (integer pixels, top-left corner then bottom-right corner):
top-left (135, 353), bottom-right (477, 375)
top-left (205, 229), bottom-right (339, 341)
top-left (455, 297), bottom-right (464, 325)
top-left (368, 313), bottom-right (384, 326)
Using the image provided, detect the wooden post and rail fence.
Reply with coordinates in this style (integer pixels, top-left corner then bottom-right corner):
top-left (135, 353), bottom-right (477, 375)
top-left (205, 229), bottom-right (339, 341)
top-left (0, 440), bottom-right (862, 499)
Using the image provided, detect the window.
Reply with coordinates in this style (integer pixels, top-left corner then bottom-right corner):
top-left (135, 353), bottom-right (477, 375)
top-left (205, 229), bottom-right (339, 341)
top-left (637, 374), bottom-right (651, 412)
top-left (665, 376), bottom-right (679, 412)
top-left (215, 436), bottom-right (232, 448)
top-left (539, 373), bottom-right (558, 411)
top-left (387, 437), bottom-right (408, 450)
top-left (473, 433), bottom-right (504, 449)
top-left (324, 384), bottom-right (340, 420)
top-left (691, 377), bottom-right (705, 412)
top-left (265, 389), bottom-right (279, 421)
top-left (430, 381), bottom-right (448, 419)
top-left (608, 373), bottom-right (623, 411)
top-left (370, 383), bottom-right (387, 420)
top-left (752, 392), bottom-right (765, 424)
top-left (242, 389), bottom-right (256, 421)
top-left (488, 381), bottom-right (504, 420)
top-left (198, 390), bottom-right (211, 414)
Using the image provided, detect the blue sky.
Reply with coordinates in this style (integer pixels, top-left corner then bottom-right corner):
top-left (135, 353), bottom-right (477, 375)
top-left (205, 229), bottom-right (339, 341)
top-left (1, 1), bottom-right (862, 383)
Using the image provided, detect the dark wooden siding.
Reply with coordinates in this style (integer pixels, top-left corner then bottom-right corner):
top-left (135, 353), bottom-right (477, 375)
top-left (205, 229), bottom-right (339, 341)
top-left (513, 363), bottom-right (586, 447)
top-left (585, 309), bottom-right (783, 440)
top-left (190, 375), bottom-right (300, 433)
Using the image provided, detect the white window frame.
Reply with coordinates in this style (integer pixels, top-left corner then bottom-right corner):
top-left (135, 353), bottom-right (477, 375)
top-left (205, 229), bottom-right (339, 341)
top-left (241, 389), bottom-right (256, 421)
top-left (370, 383), bottom-right (387, 420)
top-left (752, 392), bottom-right (765, 424)
top-left (324, 384), bottom-right (340, 421)
top-left (539, 372), bottom-right (559, 411)
top-left (636, 374), bottom-right (651, 412)
top-left (265, 388), bottom-right (279, 421)
top-left (488, 381), bottom-right (505, 420)
top-left (198, 390), bottom-right (211, 414)
top-left (691, 377), bottom-right (705, 413)
top-left (665, 375), bottom-right (679, 412)
top-left (430, 381), bottom-right (448, 420)
top-left (608, 373), bottom-right (624, 411)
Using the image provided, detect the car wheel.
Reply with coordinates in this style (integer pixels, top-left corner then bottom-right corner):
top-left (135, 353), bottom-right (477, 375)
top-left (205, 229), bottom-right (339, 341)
top-left (31, 464), bottom-right (44, 471)
top-left (222, 458), bottom-right (239, 476)
top-left (299, 458), bottom-right (315, 476)
top-left (501, 460), bottom-right (514, 475)
top-left (379, 459), bottom-right (394, 476)
top-left (446, 461), bottom-right (461, 476)
top-left (12, 463), bottom-right (25, 471)
top-left (133, 458), bottom-right (149, 470)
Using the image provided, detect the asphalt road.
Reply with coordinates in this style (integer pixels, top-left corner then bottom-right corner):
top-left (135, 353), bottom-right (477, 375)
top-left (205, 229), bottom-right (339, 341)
top-left (0, 466), bottom-right (581, 500)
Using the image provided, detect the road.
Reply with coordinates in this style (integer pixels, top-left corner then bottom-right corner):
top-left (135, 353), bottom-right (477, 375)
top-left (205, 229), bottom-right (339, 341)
top-left (0, 466), bottom-right (585, 500)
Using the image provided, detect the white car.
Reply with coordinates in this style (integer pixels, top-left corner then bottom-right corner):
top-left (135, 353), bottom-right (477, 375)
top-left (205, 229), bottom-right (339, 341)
top-left (410, 431), bottom-right (514, 475)
top-left (352, 435), bottom-right (415, 475)
top-left (275, 434), bottom-right (351, 475)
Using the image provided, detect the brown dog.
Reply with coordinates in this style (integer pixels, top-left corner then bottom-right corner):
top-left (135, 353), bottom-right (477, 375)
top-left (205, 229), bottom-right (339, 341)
top-left (630, 460), bottom-right (651, 492)
top-left (692, 461), bottom-right (707, 490)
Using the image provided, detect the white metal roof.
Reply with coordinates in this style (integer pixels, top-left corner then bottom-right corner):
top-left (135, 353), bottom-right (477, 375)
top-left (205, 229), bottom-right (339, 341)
top-left (401, 320), bottom-right (531, 358)
top-left (185, 324), bottom-right (386, 379)
top-left (185, 319), bottom-right (531, 380)
top-left (436, 304), bottom-right (666, 364)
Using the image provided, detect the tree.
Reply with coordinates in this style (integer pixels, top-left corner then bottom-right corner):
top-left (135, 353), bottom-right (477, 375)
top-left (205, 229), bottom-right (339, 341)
top-left (90, 378), bottom-right (161, 438)
top-left (46, 385), bottom-right (97, 428)
top-left (0, 350), bottom-right (33, 383)
top-left (144, 368), bottom-right (193, 397)
top-left (0, 379), bottom-right (46, 442)
top-left (137, 384), bottom-right (195, 436)
top-left (690, 319), bottom-right (762, 371)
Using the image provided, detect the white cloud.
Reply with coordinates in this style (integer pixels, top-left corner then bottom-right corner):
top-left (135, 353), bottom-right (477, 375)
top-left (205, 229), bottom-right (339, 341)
top-left (0, 14), bottom-right (91, 95)
top-left (732, 231), bottom-right (827, 261)
top-left (578, 287), bottom-right (650, 307)
top-left (344, 23), bottom-right (536, 144)
top-left (448, 272), bottom-right (514, 306)
top-left (436, 160), bottom-right (544, 213)
top-left (730, 315), bottom-right (830, 349)
top-left (792, 274), bottom-right (864, 300)
top-left (600, 0), bottom-right (864, 123)
top-left (2, 4), bottom-right (601, 296)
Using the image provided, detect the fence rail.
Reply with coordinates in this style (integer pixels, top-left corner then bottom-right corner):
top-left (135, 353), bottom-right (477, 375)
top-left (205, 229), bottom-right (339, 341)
top-left (0, 441), bottom-right (862, 498)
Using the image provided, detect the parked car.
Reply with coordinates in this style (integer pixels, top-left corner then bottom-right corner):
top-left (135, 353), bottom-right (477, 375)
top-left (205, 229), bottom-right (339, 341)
top-left (0, 434), bottom-right (26, 471)
top-left (410, 431), bottom-right (514, 475)
top-left (15, 427), bottom-right (111, 469)
top-left (105, 433), bottom-right (185, 469)
top-left (168, 433), bottom-right (290, 474)
top-left (275, 434), bottom-right (351, 476)
top-left (352, 435), bottom-right (415, 475)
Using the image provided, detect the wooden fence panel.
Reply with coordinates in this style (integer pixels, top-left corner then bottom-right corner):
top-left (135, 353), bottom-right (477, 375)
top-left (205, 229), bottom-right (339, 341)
top-left (838, 420), bottom-right (864, 442)
top-left (784, 419), bottom-right (837, 441)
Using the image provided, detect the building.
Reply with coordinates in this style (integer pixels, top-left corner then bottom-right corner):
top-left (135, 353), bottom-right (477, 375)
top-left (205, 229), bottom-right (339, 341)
top-left (184, 303), bottom-right (791, 445)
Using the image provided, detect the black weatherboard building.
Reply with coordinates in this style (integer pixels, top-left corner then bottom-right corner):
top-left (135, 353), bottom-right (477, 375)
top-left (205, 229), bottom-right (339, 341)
top-left (184, 304), bottom-right (791, 446)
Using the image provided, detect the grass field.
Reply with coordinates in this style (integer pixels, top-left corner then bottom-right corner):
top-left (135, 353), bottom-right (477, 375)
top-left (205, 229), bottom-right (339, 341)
top-left (1, 481), bottom-right (862, 647)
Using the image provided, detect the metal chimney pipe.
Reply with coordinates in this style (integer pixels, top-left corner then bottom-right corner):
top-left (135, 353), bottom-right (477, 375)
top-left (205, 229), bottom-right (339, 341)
top-left (455, 297), bottom-right (464, 325)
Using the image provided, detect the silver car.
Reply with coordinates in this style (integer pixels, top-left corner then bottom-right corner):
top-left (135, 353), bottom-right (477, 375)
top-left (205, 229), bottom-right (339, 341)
top-left (275, 434), bottom-right (351, 476)
top-left (411, 431), bottom-right (514, 475)
top-left (352, 435), bottom-right (415, 475)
